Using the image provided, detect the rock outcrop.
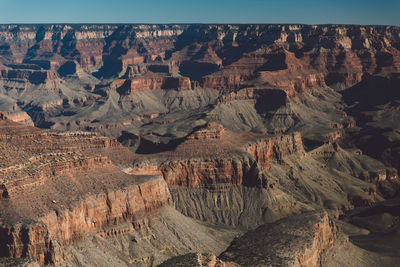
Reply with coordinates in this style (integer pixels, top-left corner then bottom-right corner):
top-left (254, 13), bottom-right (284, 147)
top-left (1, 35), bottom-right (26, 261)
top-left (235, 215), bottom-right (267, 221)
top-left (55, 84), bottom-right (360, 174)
top-left (0, 116), bottom-right (171, 265)
top-left (115, 74), bottom-right (191, 94)
top-left (0, 24), bottom-right (399, 133)
top-left (1, 23), bottom-right (400, 266)
top-left (132, 123), bottom-right (305, 188)
top-left (160, 207), bottom-right (400, 267)
top-left (245, 132), bottom-right (305, 170)
top-left (128, 123), bottom-right (380, 230)
top-left (219, 211), bottom-right (338, 266)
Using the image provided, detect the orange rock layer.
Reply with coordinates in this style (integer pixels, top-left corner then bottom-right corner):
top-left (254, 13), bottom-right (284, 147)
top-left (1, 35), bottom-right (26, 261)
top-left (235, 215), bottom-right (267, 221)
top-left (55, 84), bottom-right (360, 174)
top-left (132, 123), bottom-right (305, 188)
top-left (0, 115), bottom-right (171, 265)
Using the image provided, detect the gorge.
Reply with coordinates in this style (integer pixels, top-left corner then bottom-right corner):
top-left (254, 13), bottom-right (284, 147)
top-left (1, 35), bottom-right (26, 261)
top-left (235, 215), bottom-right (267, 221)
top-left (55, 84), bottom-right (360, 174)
top-left (0, 24), bottom-right (399, 266)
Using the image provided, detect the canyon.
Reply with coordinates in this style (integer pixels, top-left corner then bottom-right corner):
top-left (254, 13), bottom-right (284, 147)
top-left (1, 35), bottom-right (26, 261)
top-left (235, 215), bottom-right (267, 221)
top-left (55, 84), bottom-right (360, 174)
top-left (0, 24), bottom-right (399, 266)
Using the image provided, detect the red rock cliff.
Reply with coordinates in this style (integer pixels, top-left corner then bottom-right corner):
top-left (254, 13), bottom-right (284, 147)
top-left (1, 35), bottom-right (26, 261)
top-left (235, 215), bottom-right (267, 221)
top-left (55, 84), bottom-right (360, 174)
top-left (0, 118), bottom-right (171, 265)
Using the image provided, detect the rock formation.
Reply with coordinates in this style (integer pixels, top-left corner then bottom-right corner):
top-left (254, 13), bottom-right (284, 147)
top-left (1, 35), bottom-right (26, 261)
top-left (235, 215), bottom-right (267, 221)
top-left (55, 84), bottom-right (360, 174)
top-left (0, 23), bottom-right (399, 266)
top-left (0, 114), bottom-right (170, 264)
top-left (0, 24), bottom-right (398, 135)
top-left (219, 211), bottom-right (339, 266)
top-left (160, 208), bottom-right (400, 266)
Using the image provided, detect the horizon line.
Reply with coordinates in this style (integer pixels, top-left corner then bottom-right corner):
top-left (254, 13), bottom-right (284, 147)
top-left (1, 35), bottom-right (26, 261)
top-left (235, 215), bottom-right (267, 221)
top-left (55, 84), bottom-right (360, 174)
top-left (0, 22), bottom-right (399, 27)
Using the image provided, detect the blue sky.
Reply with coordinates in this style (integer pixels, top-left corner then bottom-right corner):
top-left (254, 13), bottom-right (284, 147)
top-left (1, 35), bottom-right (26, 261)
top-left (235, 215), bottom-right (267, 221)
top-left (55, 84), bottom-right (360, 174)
top-left (0, 0), bottom-right (399, 25)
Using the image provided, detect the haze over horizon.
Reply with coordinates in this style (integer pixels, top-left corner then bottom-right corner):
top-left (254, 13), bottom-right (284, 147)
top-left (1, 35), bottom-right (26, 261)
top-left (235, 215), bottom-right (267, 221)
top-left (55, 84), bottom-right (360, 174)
top-left (0, 0), bottom-right (399, 26)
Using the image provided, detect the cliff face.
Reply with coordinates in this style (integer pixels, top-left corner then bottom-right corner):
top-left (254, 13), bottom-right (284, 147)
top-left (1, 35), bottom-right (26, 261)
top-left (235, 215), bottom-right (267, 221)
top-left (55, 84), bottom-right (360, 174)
top-left (116, 75), bottom-right (191, 94)
top-left (0, 24), bottom-right (398, 93)
top-left (129, 123), bottom-right (379, 229)
top-left (0, 24), bottom-right (399, 139)
top-left (0, 24), bottom-right (183, 70)
top-left (0, 24), bottom-right (400, 266)
top-left (40, 176), bottom-right (171, 247)
top-left (1, 176), bottom-right (171, 264)
top-left (219, 211), bottom-right (338, 266)
top-left (245, 132), bottom-right (305, 170)
top-left (132, 123), bottom-right (305, 188)
top-left (0, 69), bottom-right (58, 85)
top-left (160, 132), bottom-right (305, 187)
top-left (0, 115), bottom-right (171, 265)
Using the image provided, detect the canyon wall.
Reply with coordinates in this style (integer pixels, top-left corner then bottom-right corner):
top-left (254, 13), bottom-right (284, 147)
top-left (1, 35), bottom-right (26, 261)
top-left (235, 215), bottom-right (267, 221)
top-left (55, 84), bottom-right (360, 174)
top-left (0, 24), bottom-right (399, 138)
top-left (0, 23), bottom-right (399, 266)
top-left (0, 114), bottom-right (171, 265)
top-left (1, 24), bottom-right (399, 92)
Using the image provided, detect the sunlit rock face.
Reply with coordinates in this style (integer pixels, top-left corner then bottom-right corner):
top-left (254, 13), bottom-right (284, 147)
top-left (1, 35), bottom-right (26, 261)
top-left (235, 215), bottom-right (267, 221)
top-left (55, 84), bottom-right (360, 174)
top-left (0, 24), bottom-right (400, 266)
top-left (0, 24), bottom-right (398, 134)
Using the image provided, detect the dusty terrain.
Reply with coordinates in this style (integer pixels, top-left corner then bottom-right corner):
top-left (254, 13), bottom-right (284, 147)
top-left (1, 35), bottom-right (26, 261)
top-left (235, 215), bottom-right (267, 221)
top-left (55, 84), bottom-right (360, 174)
top-left (0, 24), bottom-right (399, 266)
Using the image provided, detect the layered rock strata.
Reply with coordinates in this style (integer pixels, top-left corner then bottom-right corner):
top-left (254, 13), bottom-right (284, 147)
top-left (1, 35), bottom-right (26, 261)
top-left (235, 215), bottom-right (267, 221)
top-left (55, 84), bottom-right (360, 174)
top-left (0, 23), bottom-right (399, 266)
top-left (130, 123), bottom-right (378, 229)
top-left (0, 24), bottom-right (399, 131)
top-left (0, 113), bottom-right (171, 265)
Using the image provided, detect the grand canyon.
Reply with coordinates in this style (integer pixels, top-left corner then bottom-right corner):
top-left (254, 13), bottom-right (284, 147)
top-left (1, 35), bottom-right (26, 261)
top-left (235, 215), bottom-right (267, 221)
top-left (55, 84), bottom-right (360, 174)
top-left (0, 24), bottom-right (399, 266)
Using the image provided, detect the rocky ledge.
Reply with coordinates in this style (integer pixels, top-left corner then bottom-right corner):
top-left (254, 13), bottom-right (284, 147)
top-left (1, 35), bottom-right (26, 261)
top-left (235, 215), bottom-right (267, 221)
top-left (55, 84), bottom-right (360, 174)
top-left (0, 113), bottom-right (171, 265)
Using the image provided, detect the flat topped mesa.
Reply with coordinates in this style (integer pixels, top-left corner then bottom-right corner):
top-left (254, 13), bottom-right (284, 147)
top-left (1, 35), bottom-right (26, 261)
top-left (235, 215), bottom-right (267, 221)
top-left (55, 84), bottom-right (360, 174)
top-left (186, 122), bottom-right (226, 140)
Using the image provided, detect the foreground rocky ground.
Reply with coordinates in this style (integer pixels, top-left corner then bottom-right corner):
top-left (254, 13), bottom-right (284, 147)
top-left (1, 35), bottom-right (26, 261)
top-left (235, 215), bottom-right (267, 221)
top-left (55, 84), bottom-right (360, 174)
top-left (0, 24), bottom-right (399, 266)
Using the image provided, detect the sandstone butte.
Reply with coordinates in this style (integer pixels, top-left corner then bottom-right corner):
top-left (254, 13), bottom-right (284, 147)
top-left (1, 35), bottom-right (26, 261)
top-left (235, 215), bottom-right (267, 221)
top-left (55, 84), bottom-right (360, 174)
top-left (0, 24), bottom-right (399, 266)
